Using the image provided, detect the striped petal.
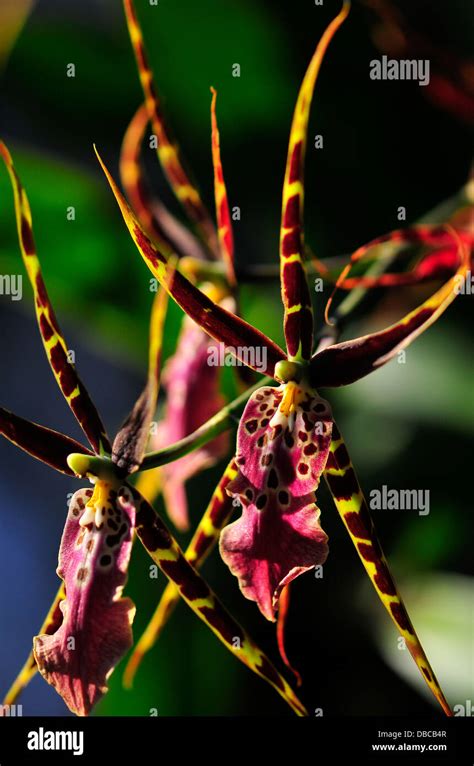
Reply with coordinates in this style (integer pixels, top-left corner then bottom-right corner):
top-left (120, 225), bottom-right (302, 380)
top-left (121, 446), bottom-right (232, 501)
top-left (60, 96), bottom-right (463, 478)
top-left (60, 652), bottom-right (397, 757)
top-left (95, 146), bottom-right (286, 376)
top-left (220, 384), bottom-right (332, 621)
top-left (310, 227), bottom-right (470, 387)
top-left (3, 584), bottom-right (65, 706)
top-left (210, 87), bottom-right (236, 285)
top-left (123, 0), bottom-right (219, 257)
top-left (112, 285), bottom-right (169, 475)
top-left (279, 1), bottom-right (350, 361)
top-left (0, 407), bottom-right (93, 475)
top-left (131, 484), bottom-right (307, 715)
top-left (123, 458), bottom-right (237, 687)
top-left (120, 103), bottom-right (207, 261)
top-left (34, 486), bottom-right (136, 716)
top-left (324, 426), bottom-right (452, 715)
top-left (0, 142), bottom-right (111, 455)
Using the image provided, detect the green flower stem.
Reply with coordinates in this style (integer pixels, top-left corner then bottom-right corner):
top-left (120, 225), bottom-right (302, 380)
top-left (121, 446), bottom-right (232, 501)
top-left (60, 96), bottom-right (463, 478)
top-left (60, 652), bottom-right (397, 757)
top-left (140, 375), bottom-right (273, 472)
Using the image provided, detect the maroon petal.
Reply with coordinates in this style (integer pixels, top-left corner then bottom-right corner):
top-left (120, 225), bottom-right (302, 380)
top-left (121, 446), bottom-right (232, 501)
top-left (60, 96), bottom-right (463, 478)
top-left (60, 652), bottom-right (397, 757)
top-left (34, 486), bottom-right (136, 716)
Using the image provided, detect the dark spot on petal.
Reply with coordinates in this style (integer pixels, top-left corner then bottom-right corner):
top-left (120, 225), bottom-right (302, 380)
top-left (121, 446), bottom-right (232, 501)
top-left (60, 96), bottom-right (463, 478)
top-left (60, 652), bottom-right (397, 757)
top-left (304, 443), bottom-right (317, 456)
top-left (271, 424), bottom-right (283, 440)
top-left (100, 554), bottom-right (112, 567)
top-left (245, 419), bottom-right (258, 434)
top-left (267, 469), bottom-right (279, 489)
top-left (298, 463), bottom-right (309, 475)
top-left (106, 522), bottom-right (128, 549)
top-left (256, 494), bottom-right (267, 510)
top-left (278, 490), bottom-right (290, 505)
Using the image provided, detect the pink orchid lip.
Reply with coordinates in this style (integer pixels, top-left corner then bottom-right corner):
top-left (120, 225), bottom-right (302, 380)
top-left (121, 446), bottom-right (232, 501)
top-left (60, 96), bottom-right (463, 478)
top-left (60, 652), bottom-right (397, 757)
top-left (220, 383), bottom-right (333, 621)
top-left (34, 484), bottom-right (136, 716)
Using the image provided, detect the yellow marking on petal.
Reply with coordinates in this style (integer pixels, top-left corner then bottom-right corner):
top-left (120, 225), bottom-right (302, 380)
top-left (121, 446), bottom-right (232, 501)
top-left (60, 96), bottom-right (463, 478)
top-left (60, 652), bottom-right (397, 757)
top-left (286, 303), bottom-right (302, 314)
top-left (279, 381), bottom-right (307, 417)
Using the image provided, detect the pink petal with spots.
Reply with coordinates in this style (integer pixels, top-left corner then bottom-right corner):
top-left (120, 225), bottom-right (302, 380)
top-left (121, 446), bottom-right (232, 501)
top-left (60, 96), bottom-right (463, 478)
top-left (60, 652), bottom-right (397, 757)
top-left (220, 478), bottom-right (328, 621)
top-left (34, 486), bottom-right (136, 716)
top-left (220, 385), bottom-right (332, 620)
top-left (234, 385), bottom-right (333, 495)
top-left (155, 313), bottom-right (229, 530)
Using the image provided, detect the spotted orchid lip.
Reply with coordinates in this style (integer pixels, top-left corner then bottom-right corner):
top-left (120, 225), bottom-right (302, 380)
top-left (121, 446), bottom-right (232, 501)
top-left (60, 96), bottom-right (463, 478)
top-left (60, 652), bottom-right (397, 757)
top-left (220, 384), bottom-right (333, 621)
top-left (34, 486), bottom-right (136, 717)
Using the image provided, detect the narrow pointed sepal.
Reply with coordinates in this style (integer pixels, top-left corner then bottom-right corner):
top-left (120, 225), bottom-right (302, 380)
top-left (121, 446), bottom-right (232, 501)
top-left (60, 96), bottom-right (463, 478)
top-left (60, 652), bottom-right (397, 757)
top-left (311, 228), bottom-right (470, 387)
top-left (0, 407), bottom-right (93, 475)
top-left (324, 426), bottom-right (452, 715)
top-left (34, 486), bottom-right (136, 716)
top-left (210, 87), bottom-right (236, 285)
top-left (220, 384), bottom-right (332, 621)
top-left (123, 458), bottom-right (238, 687)
top-left (123, 0), bottom-right (219, 257)
top-left (276, 585), bottom-right (302, 686)
top-left (120, 103), bottom-right (207, 260)
top-left (112, 285), bottom-right (169, 475)
top-left (95, 146), bottom-right (286, 376)
top-left (279, 1), bottom-right (350, 360)
top-left (0, 141), bottom-right (111, 454)
top-left (131, 485), bottom-right (307, 715)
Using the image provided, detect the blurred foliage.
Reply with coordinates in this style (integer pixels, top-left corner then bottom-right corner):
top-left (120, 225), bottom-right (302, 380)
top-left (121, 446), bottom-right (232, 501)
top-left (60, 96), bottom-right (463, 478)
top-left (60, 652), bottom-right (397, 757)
top-left (366, 574), bottom-right (474, 707)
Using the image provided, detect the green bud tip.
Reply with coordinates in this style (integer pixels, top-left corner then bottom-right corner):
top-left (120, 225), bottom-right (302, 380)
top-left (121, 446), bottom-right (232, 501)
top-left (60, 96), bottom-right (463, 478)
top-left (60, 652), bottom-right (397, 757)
top-left (274, 359), bottom-right (304, 383)
top-left (67, 453), bottom-right (93, 477)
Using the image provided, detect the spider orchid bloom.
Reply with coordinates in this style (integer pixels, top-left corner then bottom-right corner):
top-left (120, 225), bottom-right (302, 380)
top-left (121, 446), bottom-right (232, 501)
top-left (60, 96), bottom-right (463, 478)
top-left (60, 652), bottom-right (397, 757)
top-left (119, 4), bottom-right (240, 529)
top-left (97, 0), bottom-right (470, 715)
top-left (0, 145), bottom-right (308, 718)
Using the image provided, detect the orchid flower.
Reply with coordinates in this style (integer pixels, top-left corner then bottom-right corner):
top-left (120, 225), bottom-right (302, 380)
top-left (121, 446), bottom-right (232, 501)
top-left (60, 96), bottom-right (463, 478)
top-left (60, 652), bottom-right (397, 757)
top-left (96, 0), bottom-right (471, 715)
top-left (0, 143), bottom-right (308, 717)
